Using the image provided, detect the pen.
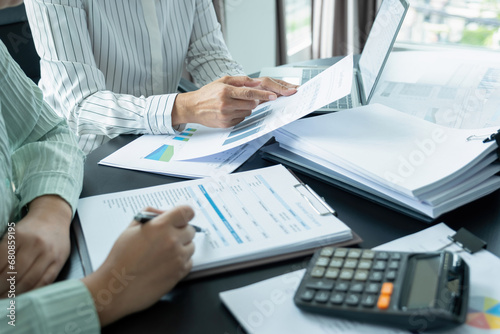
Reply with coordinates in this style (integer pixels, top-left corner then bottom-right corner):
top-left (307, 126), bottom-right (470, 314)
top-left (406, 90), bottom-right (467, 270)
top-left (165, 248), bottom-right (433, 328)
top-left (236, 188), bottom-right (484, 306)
top-left (133, 211), bottom-right (208, 234)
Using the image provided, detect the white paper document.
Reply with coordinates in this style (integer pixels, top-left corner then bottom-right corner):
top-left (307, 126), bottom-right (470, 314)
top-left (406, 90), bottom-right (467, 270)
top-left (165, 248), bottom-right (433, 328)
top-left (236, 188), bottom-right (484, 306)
top-left (275, 104), bottom-right (499, 199)
top-left (98, 132), bottom-right (270, 178)
top-left (371, 51), bottom-right (500, 129)
top-left (173, 54), bottom-right (353, 160)
top-left (220, 223), bottom-right (500, 334)
top-left (272, 104), bottom-right (500, 218)
top-left (77, 165), bottom-right (353, 274)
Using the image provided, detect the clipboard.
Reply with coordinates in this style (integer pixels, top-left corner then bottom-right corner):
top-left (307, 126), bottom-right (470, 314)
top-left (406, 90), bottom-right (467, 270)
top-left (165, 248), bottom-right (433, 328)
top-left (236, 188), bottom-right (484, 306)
top-left (72, 166), bottom-right (362, 280)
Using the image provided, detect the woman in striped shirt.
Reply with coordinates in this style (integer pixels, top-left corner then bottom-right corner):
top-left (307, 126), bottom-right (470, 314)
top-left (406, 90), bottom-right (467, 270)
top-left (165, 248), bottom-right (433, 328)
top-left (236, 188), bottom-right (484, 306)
top-left (24, 0), bottom-right (298, 154)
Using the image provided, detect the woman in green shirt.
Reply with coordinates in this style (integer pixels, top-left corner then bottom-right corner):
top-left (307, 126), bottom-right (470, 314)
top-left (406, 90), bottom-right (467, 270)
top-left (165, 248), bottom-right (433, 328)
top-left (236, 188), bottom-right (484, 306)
top-left (0, 1), bottom-right (196, 332)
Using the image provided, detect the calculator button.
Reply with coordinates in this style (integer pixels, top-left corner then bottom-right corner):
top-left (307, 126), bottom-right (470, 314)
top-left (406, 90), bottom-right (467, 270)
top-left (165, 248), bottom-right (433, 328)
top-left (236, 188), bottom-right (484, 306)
top-left (315, 256), bottom-right (331, 267)
top-left (329, 292), bottom-right (345, 304)
top-left (334, 282), bottom-right (350, 292)
top-left (300, 289), bottom-right (315, 302)
top-left (381, 282), bottom-right (394, 295)
top-left (306, 280), bottom-right (334, 290)
top-left (333, 248), bottom-right (348, 258)
top-left (347, 249), bottom-right (362, 259)
top-left (361, 250), bottom-right (375, 259)
top-left (325, 268), bottom-right (340, 279)
top-left (388, 260), bottom-right (399, 270)
top-left (369, 271), bottom-right (383, 282)
top-left (345, 293), bottom-right (361, 306)
top-left (390, 253), bottom-right (402, 260)
top-left (373, 260), bottom-right (387, 271)
top-left (344, 259), bottom-right (358, 269)
top-left (385, 270), bottom-right (397, 281)
top-left (377, 294), bottom-right (391, 309)
top-left (361, 294), bottom-right (377, 307)
top-left (314, 291), bottom-right (330, 303)
top-left (353, 269), bottom-right (369, 281)
top-left (311, 267), bottom-right (325, 278)
top-left (349, 282), bottom-right (364, 293)
top-left (376, 252), bottom-right (389, 260)
top-left (320, 247), bottom-right (334, 257)
top-left (357, 260), bottom-right (372, 270)
top-left (339, 269), bottom-right (354, 280)
top-left (365, 282), bottom-right (380, 294)
top-left (329, 258), bottom-right (344, 268)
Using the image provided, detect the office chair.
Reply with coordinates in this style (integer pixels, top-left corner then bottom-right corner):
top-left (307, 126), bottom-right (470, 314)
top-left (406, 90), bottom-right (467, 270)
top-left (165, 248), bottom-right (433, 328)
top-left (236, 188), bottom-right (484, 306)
top-left (0, 4), bottom-right (40, 83)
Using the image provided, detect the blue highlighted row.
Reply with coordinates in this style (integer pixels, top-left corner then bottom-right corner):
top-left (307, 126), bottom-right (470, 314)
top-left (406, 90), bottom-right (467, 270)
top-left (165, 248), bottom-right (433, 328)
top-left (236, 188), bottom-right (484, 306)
top-left (198, 185), bottom-right (243, 244)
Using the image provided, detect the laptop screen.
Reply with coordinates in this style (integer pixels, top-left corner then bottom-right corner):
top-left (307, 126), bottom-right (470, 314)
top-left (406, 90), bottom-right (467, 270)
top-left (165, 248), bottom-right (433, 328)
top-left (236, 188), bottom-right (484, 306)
top-left (359, 0), bottom-right (408, 103)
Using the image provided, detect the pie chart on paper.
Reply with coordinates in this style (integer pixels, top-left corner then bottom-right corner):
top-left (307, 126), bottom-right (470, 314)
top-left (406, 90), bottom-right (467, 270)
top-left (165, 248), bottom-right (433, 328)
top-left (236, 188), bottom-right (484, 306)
top-left (467, 296), bottom-right (500, 330)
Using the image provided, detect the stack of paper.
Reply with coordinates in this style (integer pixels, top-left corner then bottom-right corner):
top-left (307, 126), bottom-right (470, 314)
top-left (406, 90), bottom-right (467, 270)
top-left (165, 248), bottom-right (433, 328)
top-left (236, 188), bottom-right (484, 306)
top-left (263, 104), bottom-right (500, 220)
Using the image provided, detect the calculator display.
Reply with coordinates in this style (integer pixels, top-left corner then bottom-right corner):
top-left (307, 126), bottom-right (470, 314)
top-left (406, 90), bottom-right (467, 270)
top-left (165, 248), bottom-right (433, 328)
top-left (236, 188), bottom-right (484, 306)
top-left (405, 255), bottom-right (440, 309)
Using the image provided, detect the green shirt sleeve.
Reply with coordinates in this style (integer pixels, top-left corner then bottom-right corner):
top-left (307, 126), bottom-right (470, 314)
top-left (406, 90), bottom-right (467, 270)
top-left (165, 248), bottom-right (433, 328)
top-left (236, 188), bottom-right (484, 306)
top-left (0, 280), bottom-right (100, 333)
top-left (0, 41), bottom-right (85, 218)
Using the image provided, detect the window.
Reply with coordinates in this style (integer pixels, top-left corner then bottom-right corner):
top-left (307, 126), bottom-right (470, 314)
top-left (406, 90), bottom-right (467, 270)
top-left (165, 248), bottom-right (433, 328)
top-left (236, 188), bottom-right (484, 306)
top-left (397, 0), bottom-right (500, 50)
top-left (284, 0), bottom-right (312, 63)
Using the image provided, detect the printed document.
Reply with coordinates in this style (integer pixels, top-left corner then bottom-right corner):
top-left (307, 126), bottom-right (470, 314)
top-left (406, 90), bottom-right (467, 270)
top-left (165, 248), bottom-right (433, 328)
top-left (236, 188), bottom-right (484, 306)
top-left (372, 51), bottom-right (500, 129)
top-left (220, 223), bottom-right (500, 334)
top-left (77, 165), bottom-right (353, 274)
top-left (98, 133), bottom-right (270, 178)
top-left (173, 54), bottom-right (353, 160)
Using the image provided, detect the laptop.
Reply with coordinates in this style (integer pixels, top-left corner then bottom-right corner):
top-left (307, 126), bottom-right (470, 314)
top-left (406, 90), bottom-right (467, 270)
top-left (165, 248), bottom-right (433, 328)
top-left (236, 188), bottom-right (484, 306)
top-left (259, 0), bottom-right (409, 113)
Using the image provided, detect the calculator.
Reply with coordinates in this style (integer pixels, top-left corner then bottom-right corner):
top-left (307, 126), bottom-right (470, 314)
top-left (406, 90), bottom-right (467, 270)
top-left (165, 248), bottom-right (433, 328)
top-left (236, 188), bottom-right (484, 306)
top-left (294, 247), bottom-right (469, 331)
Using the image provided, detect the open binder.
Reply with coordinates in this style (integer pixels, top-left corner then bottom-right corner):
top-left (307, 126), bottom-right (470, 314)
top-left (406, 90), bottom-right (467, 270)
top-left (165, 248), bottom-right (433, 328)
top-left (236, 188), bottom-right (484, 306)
top-left (74, 165), bottom-right (361, 279)
top-left (262, 104), bottom-right (500, 222)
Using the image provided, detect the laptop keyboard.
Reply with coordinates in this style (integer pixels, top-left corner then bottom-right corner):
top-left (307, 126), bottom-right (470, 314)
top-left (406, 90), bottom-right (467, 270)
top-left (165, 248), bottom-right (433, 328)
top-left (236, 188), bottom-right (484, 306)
top-left (302, 68), bottom-right (353, 110)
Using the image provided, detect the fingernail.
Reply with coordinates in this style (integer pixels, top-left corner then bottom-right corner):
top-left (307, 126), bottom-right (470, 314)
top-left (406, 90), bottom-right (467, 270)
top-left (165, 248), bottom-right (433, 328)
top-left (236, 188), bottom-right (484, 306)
top-left (269, 95), bottom-right (276, 100)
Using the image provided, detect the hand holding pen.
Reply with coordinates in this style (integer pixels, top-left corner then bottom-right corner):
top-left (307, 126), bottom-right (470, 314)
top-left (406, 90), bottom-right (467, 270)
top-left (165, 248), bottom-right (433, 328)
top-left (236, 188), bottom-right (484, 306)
top-left (134, 211), bottom-right (209, 234)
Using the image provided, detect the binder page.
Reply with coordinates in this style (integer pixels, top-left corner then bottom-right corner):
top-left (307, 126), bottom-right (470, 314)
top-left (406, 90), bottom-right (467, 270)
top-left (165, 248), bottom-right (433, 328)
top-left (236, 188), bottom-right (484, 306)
top-left (275, 104), bottom-right (498, 198)
top-left (172, 54), bottom-right (353, 160)
top-left (77, 165), bottom-right (352, 272)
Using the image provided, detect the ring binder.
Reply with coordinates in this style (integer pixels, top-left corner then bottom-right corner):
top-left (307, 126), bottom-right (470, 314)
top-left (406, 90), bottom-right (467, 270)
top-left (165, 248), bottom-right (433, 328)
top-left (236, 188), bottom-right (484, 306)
top-left (436, 227), bottom-right (487, 254)
top-left (466, 129), bottom-right (500, 159)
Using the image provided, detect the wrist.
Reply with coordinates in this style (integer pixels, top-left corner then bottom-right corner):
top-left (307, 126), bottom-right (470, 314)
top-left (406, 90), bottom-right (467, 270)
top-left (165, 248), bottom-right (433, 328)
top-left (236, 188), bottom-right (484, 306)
top-left (172, 92), bottom-right (194, 126)
top-left (81, 264), bottom-right (127, 326)
top-left (27, 195), bottom-right (72, 227)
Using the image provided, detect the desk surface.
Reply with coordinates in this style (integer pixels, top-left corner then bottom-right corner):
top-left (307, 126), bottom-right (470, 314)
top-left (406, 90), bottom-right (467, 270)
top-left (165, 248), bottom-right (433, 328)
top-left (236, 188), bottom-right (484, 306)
top-left (67, 58), bottom-right (500, 333)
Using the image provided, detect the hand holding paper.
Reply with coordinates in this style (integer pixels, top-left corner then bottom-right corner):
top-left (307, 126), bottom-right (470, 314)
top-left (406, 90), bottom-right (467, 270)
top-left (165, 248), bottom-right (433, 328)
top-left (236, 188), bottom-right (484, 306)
top-left (173, 54), bottom-right (354, 160)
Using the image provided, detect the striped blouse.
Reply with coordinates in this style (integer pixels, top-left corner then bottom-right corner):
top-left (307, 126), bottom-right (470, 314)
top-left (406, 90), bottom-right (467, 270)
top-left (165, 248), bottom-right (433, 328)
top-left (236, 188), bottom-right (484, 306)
top-left (24, 0), bottom-right (245, 154)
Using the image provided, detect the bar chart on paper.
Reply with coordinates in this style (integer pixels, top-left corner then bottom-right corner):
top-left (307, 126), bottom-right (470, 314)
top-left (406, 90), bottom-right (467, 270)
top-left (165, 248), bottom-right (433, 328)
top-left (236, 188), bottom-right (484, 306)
top-left (98, 124), bottom-right (271, 178)
top-left (223, 105), bottom-right (271, 146)
top-left (173, 127), bottom-right (197, 142)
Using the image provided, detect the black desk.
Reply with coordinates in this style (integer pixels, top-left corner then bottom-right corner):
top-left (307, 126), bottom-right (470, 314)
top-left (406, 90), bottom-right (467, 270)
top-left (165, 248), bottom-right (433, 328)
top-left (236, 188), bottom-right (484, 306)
top-left (66, 58), bottom-right (500, 333)
top-left (67, 134), bottom-right (500, 334)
